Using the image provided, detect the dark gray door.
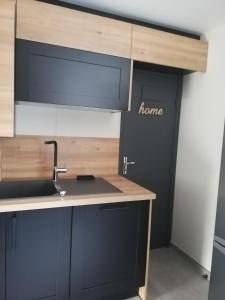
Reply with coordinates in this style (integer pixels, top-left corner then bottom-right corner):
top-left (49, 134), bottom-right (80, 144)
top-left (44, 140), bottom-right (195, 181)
top-left (5, 208), bottom-right (71, 300)
top-left (120, 65), bottom-right (183, 248)
top-left (209, 242), bottom-right (225, 300)
top-left (215, 123), bottom-right (225, 244)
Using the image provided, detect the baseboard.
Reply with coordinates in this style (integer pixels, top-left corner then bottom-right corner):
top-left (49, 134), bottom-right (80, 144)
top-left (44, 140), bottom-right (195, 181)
top-left (171, 243), bottom-right (211, 280)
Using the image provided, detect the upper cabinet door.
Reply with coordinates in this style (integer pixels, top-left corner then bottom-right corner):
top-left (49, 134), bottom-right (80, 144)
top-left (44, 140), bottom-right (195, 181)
top-left (131, 25), bottom-right (208, 72)
top-left (0, 0), bottom-right (15, 137)
top-left (16, 39), bottom-right (130, 111)
top-left (16, 0), bottom-right (132, 58)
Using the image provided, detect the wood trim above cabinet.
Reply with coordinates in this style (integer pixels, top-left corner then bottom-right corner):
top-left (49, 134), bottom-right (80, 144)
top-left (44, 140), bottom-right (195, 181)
top-left (131, 25), bottom-right (208, 72)
top-left (16, 0), bottom-right (132, 58)
top-left (16, 0), bottom-right (208, 72)
top-left (0, 0), bottom-right (15, 137)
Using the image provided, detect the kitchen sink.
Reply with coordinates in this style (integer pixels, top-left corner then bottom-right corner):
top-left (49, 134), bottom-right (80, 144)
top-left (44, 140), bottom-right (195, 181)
top-left (0, 178), bottom-right (122, 200)
top-left (0, 180), bottom-right (57, 199)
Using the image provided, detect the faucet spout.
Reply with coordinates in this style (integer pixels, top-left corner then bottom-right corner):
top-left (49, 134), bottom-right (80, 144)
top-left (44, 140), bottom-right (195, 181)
top-left (45, 140), bottom-right (67, 197)
top-left (45, 140), bottom-right (58, 172)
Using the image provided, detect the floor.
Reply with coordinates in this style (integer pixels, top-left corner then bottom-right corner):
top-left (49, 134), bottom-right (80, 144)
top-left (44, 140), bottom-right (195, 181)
top-left (128, 247), bottom-right (209, 300)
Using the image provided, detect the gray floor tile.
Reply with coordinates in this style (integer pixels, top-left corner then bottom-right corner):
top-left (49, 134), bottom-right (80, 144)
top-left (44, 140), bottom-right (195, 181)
top-left (127, 247), bottom-right (209, 300)
top-left (148, 247), bottom-right (209, 300)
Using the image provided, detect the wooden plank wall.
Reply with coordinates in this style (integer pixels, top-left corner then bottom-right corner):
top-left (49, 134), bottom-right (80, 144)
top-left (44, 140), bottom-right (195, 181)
top-left (0, 136), bottom-right (119, 181)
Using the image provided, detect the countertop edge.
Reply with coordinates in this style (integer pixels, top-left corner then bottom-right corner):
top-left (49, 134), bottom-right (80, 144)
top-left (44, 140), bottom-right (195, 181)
top-left (0, 175), bottom-right (156, 213)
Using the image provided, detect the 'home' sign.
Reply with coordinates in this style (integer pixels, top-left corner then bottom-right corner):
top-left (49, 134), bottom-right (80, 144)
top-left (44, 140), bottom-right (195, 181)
top-left (138, 102), bottom-right (164, 116)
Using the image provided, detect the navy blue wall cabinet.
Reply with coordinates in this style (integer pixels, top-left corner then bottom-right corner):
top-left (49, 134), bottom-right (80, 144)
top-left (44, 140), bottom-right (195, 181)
top-left (16, 39), bottom-right (130, 111)
top-left (4, 208), bottom-right (72, 300)
top-left (70, 201), bottom-right (149, 300)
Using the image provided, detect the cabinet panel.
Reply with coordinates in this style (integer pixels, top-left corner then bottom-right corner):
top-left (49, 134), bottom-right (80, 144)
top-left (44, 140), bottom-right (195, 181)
top-left (0, 214), bottom-right (6, 300)
top-left (17, 0), bottom-right (132, 59)
top-left (5, 208), bottom-right (71, 300)
top-left (70, 201), bottom-right (149, 300)
top-left (16, 39), bottom-right (130, 111)
top-left (209, 243), bottom-right (225, 300)
top-left (131, 25), bottom-right (208, 72)
top-left (0, 1), bottom-right (15, 137)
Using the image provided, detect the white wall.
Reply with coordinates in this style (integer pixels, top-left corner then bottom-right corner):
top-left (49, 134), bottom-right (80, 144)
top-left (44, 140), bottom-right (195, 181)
top-left (172, 24), bottom-right (225, 271)
top-left (15, 103), bottom-right (121, 138)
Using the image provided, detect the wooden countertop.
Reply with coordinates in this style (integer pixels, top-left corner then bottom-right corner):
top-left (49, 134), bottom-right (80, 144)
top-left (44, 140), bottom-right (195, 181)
top-left (0, 176), bottom-right (156, 213)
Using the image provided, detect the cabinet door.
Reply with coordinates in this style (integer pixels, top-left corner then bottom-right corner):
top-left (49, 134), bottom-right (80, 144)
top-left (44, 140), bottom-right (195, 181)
top-left (5, 208), bottom-right (71, 300)
top-left (16, 39), bottom-right (130, 111)
top-left (131, 25), bottom-right (208, 72)
top-left (70, 201), bottom-right (149, 300)
top-left (0, 1), bottom-right (15, 137)
top-left (17, 0), bottom-right (132, 59)
top-left (0, 214), bottom-right (6, 300)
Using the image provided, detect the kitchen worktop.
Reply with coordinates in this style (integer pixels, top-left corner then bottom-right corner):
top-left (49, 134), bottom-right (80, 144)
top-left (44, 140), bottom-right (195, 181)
top-left (0, 175), bottom-right (156, 213)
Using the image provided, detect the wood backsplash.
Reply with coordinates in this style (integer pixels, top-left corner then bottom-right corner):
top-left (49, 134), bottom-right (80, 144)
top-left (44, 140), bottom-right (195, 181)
top-left (0, 136), bottom-right (119, 181)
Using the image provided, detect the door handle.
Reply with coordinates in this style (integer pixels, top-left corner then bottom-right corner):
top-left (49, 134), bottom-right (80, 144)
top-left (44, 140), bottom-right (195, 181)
top-left (12, 214), bottom-right (17, 249)
top-left (100, 203), bottom-right (130, 210)
top-left (122, 156), bottom-right (135, 175)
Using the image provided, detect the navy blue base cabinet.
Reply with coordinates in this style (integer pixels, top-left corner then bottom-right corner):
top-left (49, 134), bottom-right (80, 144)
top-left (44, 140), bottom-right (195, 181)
top-left (0, 201), bottom-right (149, 300)
top-left (0, 214), bottom-right (6, 300)
top-left (3, 208), bottom-right (72, 300)
top-left (70, 201), bottom-right (149, 300)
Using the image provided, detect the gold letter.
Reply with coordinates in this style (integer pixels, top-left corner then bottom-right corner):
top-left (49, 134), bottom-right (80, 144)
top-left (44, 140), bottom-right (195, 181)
top-left (139, 102), bottom-right (145, 114)
top-left (158, 108), bottom-right (164, 116)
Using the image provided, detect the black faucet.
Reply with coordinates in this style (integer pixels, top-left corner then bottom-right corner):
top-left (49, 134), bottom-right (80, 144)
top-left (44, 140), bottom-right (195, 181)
top-left (45, 140), bottom-right (67, 197)
top-left (45, 140), bottom-right (58, 172)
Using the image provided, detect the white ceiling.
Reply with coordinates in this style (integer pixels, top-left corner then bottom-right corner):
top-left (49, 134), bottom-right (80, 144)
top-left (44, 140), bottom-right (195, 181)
top-left (60, 0), bottom-right (225, 36)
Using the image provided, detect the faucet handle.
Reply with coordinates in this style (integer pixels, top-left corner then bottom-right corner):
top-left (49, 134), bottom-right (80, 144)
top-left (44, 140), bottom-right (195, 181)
top-left (55, 166), bottom-right (67, 174)
top-left (59, 190), bottom-right (67, 197)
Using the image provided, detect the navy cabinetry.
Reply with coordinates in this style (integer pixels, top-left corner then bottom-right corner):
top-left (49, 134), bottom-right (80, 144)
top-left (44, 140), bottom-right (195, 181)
top-left (16, 39), bottom-right (130, 111)
top-left (70, 201), bottom-right (149, 300)
top-left (0, 214), bottom-right (6, 300)
top-left (4, 208), bottom-right (71, 300)
top-left (0, 201), bottom-right (149, 300)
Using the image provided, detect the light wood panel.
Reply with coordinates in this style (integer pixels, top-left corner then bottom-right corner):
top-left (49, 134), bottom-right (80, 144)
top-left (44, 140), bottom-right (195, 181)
top-left (1, 135), bottom-right (119, 180)
top-left (16, 0), bottom-right (132, 58)
top-left (139, 201), bottom-right (152, 300)
top-left (132, 25), bottom-right (208, 72)
top-left (0, 0), bottom-right (15, 137)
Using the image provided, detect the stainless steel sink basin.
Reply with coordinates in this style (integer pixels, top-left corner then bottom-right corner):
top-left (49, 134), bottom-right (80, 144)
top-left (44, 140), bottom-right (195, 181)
top-left (0, 180), bottom-right (57, 199)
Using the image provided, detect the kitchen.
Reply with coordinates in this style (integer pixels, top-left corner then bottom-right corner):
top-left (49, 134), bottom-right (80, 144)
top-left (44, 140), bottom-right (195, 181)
top-left (0, 0), bottom-right (225, 299)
